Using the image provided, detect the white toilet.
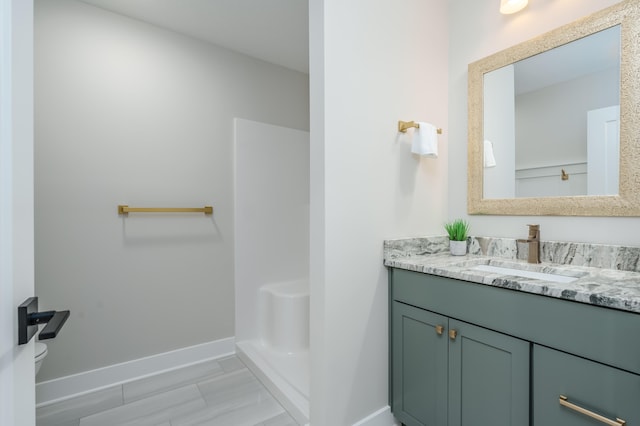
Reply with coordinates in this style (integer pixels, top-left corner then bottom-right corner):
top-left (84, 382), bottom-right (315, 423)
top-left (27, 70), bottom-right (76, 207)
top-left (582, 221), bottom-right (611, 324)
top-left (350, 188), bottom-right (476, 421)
top-left (35, 342), bottom-right (48, 376)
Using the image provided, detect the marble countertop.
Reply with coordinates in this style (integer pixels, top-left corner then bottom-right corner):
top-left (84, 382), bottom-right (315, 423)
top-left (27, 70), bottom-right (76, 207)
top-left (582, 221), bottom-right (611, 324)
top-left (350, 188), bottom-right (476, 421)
top-left (384, 236), bottom-right (640, 314)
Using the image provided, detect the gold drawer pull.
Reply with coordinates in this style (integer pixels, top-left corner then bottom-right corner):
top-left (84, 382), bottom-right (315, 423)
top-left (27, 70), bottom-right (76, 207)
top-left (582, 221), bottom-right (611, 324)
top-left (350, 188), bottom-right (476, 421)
top-left (559, 395), bottom-right (626, 426)
top-left (448, 329), bottom-right (457, 340)
top-left (435, 325), bottom-right (444, 335)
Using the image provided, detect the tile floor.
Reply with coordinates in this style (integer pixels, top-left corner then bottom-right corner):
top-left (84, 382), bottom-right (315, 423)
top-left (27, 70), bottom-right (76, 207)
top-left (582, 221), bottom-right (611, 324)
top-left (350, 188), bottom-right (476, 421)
top-left (36, 355), bottom-right (299, 426)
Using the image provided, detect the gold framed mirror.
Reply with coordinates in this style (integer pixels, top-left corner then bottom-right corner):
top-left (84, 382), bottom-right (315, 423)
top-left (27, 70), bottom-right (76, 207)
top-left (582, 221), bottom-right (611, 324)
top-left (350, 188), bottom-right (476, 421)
top-left (468, 0), bottom-right (640, 216)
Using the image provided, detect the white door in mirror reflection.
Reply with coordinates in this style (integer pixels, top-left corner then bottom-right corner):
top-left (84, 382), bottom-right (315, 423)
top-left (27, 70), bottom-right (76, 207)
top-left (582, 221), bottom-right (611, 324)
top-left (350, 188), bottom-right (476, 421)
top-left (587, 105), bottom-right (620, 196)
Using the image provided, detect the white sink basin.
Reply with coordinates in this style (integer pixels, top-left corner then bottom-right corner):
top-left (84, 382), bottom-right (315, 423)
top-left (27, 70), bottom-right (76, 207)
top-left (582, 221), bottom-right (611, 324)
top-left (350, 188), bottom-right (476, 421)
top-left (471, 264), bottom-right (580, 283)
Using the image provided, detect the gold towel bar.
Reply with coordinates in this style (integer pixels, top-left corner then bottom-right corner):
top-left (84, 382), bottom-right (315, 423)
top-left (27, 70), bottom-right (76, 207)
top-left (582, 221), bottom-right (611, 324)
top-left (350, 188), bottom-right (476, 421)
top-left (118, 205), bottom-right (213, 215)
top-left (398, 120), bottom-right (443, 134)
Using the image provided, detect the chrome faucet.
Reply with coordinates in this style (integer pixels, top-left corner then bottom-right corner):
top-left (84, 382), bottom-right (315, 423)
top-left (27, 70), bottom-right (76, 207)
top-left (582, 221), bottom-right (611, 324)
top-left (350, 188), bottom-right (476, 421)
top-left (517, 224), bottom-right (541, 264)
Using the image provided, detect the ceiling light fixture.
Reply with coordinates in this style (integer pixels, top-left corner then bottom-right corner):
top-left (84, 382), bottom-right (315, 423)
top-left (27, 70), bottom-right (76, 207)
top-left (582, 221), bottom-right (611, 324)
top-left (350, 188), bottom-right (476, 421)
top-left (500, 0), bottom-right (529, 14)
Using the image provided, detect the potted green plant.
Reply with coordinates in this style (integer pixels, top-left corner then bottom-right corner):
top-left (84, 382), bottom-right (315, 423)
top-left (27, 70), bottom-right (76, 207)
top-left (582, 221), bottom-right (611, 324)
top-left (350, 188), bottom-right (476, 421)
top-left (444, 219), bottom-right (469, 256)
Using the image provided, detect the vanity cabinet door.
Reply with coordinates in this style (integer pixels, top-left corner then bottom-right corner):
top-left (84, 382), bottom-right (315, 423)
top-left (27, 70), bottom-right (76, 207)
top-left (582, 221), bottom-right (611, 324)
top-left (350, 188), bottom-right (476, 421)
top-left (533, 345), bottom-right (640, 426)
top-left (448, 319), bottom-right (530, 426)
top-left (392, 302), bottom-right (448, 426)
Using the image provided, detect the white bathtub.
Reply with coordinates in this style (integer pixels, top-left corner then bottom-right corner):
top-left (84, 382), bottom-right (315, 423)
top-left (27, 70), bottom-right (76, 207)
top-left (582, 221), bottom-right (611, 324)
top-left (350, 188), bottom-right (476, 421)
top-left (259, 279), bottom-right (309, 354)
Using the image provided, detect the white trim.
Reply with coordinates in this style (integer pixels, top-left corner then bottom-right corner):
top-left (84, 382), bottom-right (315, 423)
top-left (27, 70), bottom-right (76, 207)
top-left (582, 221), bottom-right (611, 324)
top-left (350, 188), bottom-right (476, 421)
top-left (1, 0), bottom-right (35, 424)
top-left (35, 337), bottom-right (235, 408)
top-left (515, 161), bottom-right (587, 179)
top-left (351, 406), bottom-right (400, 426)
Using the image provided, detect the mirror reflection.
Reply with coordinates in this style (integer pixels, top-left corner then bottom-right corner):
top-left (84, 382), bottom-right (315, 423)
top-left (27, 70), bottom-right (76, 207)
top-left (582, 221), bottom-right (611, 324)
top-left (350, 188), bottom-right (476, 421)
top-left (483, 25), bottom-right (621, 199)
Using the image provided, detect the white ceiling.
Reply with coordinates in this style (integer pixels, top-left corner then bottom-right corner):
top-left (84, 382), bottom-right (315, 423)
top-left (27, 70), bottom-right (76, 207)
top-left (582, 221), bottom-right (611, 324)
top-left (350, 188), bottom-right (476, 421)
top-left (78, 0), bottom-right (309, 74)
top-left (514, 25), bottom-right (620, 95)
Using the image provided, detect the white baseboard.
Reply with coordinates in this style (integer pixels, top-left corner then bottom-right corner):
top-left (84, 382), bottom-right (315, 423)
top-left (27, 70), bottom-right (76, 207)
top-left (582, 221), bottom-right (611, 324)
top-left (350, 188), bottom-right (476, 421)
top-left (352, 406), bottom-right (400, 426)
top-left (36, 337), bottom-right (235, 408)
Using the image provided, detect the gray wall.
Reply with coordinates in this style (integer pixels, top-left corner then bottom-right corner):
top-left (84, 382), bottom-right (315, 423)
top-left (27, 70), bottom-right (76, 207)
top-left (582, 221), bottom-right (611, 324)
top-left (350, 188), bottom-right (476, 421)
top-left (516, 67), bottom-right (619, 169)
top-left (448, 0), bottom-right (640, 245)
top-left (34, 0), bottom-right (309, 381)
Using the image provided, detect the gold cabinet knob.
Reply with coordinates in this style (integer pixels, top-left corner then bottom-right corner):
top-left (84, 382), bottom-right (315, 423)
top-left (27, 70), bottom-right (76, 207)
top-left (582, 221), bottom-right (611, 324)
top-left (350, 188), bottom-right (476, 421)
top-left (449, 329), bottom-right (458, 340)
top-left (435, 325), bottom-right (444, 335)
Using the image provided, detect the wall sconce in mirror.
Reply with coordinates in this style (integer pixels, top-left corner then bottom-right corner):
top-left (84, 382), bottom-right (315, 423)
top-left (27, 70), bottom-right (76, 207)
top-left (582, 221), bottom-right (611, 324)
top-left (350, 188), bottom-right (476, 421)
top-left (500, 0), bottom-right (528, 14)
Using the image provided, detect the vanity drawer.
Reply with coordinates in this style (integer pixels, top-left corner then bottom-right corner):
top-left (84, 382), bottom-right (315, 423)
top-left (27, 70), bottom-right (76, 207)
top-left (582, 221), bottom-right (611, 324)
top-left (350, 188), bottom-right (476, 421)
top-left (533, 344), bottom-right (640, 426)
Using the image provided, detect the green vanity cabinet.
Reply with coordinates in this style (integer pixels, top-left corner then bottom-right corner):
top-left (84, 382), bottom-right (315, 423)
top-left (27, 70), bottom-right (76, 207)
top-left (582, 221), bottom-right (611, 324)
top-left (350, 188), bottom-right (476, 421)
top-left (533, 345), bottom-right (640, 425)
top-left (392, 302), bottom-right (448, 426)
top-left (448, 319), bottom-right (529, 426)
top-left (389, 267), bottom-right (640, 426)
top-left (391, 301), bottom-right (529, 426)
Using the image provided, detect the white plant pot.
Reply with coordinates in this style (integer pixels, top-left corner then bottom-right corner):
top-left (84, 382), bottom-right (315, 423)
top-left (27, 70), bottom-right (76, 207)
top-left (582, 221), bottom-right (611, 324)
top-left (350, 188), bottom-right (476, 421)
top-left (449, 240), bottom-right (467, 256)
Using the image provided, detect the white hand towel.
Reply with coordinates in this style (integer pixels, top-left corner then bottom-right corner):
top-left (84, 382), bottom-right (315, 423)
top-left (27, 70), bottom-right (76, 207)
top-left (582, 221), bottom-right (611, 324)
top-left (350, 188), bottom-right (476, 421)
top-left (411, 122), bottom-right (438, 158)
top-left (484, 139), bottom-right (497, 168)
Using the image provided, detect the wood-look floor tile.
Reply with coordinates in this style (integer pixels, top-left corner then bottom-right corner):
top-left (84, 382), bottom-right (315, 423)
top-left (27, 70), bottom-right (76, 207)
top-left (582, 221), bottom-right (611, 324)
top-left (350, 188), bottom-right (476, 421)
top-left (36, 386), bottom-right (123, 426)
top-left (37, 356), bottom-right (297, 426)
top-left (79, 385), bottom-right (205, 426)
top-left (37, 419), bottom-right (81, 426)
top-left (197, 368), bottom-right (264, 407)
top-left (258, 411), bottom-right (299, 426)
top-left (171, 389), bottom-right (284, 426)
top-left (123, 359), bottom-right (223, 403)
top-left (218, 355), bottom-right (245, 373)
